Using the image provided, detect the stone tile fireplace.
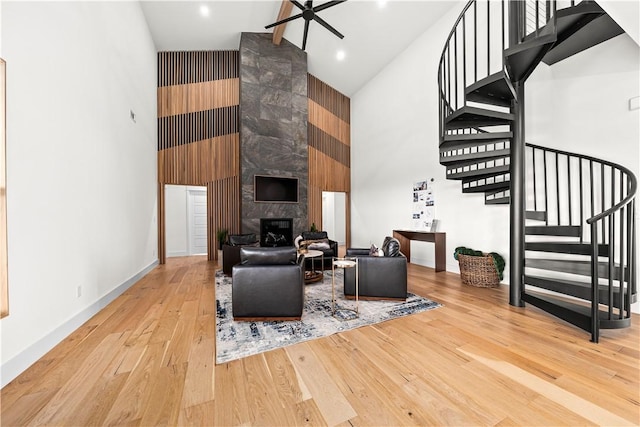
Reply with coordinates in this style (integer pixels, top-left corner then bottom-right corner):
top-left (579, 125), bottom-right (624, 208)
top-left (260, 218), bottom-right (293, 247)
top-left (239, 32), bottom-right (308, 239)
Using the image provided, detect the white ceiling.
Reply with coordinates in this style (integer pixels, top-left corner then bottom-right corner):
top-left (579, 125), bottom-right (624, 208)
top-left (140, 0), bottom-right (459, 96)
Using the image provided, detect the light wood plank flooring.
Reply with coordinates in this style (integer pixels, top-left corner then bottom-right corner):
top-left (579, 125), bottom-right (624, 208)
top-left (1, 256), bottom-right (638, 426)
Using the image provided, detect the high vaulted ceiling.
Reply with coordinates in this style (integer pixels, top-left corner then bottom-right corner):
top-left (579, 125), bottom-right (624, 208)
top-left (140, 0), bottom-right (460, 96)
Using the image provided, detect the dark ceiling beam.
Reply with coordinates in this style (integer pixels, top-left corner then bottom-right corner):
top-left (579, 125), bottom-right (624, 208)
top-left (272, 1), bottom-right (293, 45)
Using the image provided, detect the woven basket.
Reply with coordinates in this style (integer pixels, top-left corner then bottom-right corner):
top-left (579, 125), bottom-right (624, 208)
top-left (458, 253), bottom-right (500, 288)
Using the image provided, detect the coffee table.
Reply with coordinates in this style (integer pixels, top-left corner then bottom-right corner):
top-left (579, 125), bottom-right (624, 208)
top-left (300, 249), bottom-right (324, 284)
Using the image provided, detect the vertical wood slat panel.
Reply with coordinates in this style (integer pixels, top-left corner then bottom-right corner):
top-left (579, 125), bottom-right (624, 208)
top-left (157, 51), bottom-right (240, 263)
top-left (207, 182), bottom-right (215, 261)
top-left (307, 74), bottom-right (351, 238)
top-left (158, 182), bottom-right (166, 265)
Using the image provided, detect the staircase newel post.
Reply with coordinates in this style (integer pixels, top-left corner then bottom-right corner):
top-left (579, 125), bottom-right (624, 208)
top-left (508, 0), bottom-right (526, 307)
top-left (510, 82), bottom-right (526, 307)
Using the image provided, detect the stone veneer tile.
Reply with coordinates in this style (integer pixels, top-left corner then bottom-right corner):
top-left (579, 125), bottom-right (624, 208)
top-left (240, 32), bottom-right (308, 238)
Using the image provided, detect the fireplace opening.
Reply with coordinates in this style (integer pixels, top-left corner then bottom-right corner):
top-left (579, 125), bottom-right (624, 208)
top-left (260, 218), bottom-right (293, 247)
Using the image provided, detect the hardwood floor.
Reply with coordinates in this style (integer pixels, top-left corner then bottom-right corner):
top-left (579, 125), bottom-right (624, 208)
top-left (2, 256), bottom-right (638, 426)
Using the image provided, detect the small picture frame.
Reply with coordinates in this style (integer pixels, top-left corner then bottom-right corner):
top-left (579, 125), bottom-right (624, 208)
top-left (430, 219), bottom-right (439, 232)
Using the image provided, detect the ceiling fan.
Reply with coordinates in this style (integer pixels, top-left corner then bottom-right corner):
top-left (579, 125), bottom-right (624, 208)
top-left (265, 1), bottom-right (347, 51)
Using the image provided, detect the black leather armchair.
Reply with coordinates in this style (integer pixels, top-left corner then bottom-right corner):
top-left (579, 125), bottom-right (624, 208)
top-left (300, 231), bottom-right (338, 270)
top-left (222, 233), bottom-right (259, 275)
top-left (343, 238), bottom-right (407, 300)
top-left (232, 246), bottom-right (305, 320)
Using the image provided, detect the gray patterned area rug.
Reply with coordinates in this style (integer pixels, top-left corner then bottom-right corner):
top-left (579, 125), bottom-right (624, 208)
top-left (215, 269), bottom-right (442, 364)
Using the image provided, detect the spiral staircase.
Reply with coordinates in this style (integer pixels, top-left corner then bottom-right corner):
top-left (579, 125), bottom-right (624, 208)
top-left (438, 0), bottom-right (637, 342)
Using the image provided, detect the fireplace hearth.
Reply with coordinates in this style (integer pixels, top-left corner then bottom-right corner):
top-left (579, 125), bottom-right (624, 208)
top-left (260, 218), bottom-right (293, 247)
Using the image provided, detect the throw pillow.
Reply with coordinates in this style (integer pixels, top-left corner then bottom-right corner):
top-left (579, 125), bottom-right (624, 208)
top-left (384, 238), bottom-right (401, 257)
top-left (369, 244), bottom-right (380, 256)
top-left (308, 238), bottom-right (331, 250)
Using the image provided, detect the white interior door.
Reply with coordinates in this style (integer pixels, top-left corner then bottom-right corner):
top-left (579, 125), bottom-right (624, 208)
top-left (187, 188), bottom-right (208, 255)
top-left (322, 191), bottom-right (347, 245)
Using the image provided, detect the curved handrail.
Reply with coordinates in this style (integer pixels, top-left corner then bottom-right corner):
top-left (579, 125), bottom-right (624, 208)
top-left (526, 143), bottom-right (637, 224)
top-left (438, 1), bottom-right (475, 71)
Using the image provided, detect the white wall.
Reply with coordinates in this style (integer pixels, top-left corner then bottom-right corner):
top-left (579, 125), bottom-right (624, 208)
top-left (599, 0), bottom-right (640, 46)
top-left (1, 2), bottom-right (158, 386)
top-left (351, 1), bottom-right (510, 275)
top-left (527, 34), bottom-right (639, 174)
top-left (351, 1), bottom-right (639, 289)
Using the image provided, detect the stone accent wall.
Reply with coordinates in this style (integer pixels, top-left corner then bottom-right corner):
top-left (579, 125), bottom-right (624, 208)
top-left (239, 33), bottom-right (308, 237)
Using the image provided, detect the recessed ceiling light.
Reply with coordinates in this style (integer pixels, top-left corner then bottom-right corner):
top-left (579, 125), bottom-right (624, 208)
top-left (336, 50), bottom-right (346, 61)
top-left (200, 5), bottom-right (210, 17)
top-left (378, 0), bottom-right (388, 8)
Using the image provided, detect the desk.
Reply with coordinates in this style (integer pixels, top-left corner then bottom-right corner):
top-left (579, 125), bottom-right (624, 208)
top-left (392, 230), bottom-right (446, 272)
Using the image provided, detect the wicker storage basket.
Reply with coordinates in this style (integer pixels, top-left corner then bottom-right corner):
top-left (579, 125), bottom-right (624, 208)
top-left (458, 253), bottom-right (500, 288)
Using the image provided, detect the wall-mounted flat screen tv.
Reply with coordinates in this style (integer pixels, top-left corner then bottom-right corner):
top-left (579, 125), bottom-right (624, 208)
top-left (254, 175), bottom-right (299, 203)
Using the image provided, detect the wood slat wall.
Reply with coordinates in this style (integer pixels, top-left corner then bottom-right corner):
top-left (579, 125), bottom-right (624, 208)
top-left (157, 51), bottom-right (240, 263)
top-left (307, 74), bottom-right (351, 246)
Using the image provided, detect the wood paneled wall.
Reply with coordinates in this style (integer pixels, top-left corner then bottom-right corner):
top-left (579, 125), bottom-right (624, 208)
top-left (307, 74), bottom-right (351, 246)
top-left (157, 51), bottom-right (240, 263)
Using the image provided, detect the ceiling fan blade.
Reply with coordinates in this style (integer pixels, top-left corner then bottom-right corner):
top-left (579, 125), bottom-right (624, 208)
top-left (302, 20), bottom-right (310, 50)
top-left (313, 15), bottom-right (344, 39)
top-left (312, 0), bottom-right (347, 13)
top-left (265, 12), bottom-right (303, 29)
top-left (290, 0), bottom-right (306, 11)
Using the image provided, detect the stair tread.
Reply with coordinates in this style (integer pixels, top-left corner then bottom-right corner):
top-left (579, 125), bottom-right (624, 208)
top-left (442, 131), bottom-right (512, 143)
top-left (525, 225), bottom-right (581, 237)
top-left (441, 132), bottom-right (512, 151)
top-left (504, 33), bottom-right (557, 82)
top-left (543, 12), bottom-right (623, 65)
top-left (526, 275), bottom-right (609, 305)
top-left (445, 106), bottom-right (514, 130)
top-left (465, 72), bottom-right (515, 107)
top-left (485, 197), bottom-right (510, 205)
top-left (448, 164), bottom-right (510, 180)
top-left (462, 181), bottom-right (510, 193)
top-left (526, 211), bottom-right (547, 221)
top-left (524, 290), bottom-right (634, 319)
top-left (485, 189), bottom-right (510, 205)
top-left (525, 258), bottom-right (628, 280)
top-left (525, 274), bottom-right (634, 294)
top-left (440, 148), bottom-right (510, 166)
top-left (526, 241), bottom-right (608, 256)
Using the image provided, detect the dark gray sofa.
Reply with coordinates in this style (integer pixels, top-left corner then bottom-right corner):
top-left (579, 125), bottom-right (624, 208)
top-left (222, 233), bottom-right (259, 275)
top-left (301, 231), bottom-right (338, 270)
top-left (343, 238), bottom-right (408, 300)
top-left (232, 246), bottom-right (304, 320)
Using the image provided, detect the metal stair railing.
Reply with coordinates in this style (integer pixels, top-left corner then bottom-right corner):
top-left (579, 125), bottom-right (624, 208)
top-left (438, 0), bottom-right (557, 141)
top-left (526, 143), bottom-right (637, 342)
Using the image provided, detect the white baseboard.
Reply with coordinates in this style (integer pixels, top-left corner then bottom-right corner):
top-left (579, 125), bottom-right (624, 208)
top-left (0, 260), bottom-right (159, 388)
top-left (167, 250), bottom-right (188, 257)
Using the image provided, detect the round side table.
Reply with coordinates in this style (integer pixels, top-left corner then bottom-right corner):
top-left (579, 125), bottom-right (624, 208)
top-left (299, 249), bottom-right (324, 284)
